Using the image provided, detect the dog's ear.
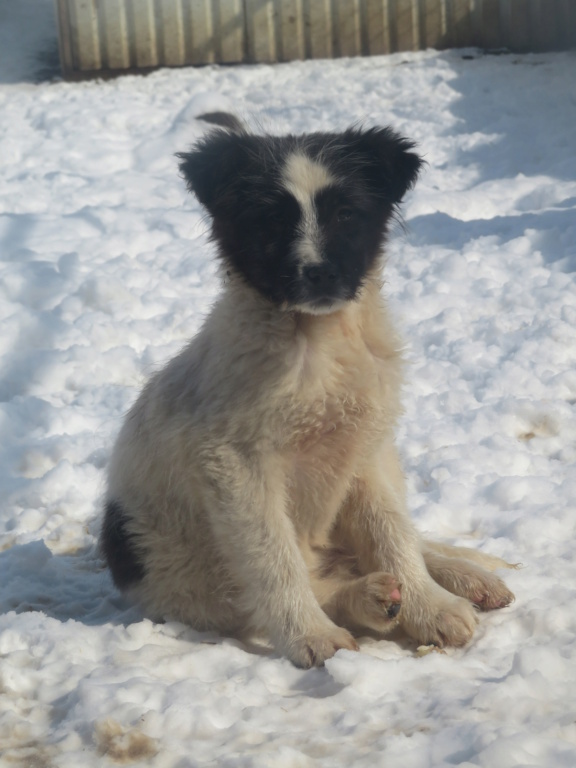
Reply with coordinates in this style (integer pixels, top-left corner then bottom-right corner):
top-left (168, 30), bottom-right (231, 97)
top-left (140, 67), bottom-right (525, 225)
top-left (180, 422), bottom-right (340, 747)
top-left (343, 127), bottom-right (423, 204)
top-left (177, 131), bottom-right (250, 214)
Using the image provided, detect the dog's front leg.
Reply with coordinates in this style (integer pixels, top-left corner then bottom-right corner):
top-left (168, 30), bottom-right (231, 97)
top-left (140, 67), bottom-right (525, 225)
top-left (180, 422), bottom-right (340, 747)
top-left (337, 442), bottom-right (478, 647)
top-left (204, 447), bottom-right (358, 667)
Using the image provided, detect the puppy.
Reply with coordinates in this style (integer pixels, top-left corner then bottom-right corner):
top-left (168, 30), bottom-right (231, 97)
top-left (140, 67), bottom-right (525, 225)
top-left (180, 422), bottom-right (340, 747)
top-left (101, 121), bottom-right (514, 667)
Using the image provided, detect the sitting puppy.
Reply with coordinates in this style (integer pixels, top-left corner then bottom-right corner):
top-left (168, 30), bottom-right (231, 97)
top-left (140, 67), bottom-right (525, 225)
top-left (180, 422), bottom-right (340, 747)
top-left (101, 120), bottom-right (514, 667)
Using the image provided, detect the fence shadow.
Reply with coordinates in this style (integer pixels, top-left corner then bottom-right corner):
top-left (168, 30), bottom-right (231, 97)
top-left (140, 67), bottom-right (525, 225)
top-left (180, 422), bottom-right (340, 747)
top-left (406, 49), bottom-right (576, 273)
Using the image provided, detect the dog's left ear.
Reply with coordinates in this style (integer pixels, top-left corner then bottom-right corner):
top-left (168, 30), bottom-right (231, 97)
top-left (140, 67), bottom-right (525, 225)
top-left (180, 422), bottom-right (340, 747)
top-left (176, 130), bottom-right (252, 215)
top-left (344, 127), bottom-right (423, 204)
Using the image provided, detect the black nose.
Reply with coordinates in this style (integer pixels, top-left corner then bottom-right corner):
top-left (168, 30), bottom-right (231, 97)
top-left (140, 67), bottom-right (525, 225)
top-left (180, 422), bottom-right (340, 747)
top-left (303, 264), bottom-right (339, 290)
top-left (387, 603), bottom-right (401, 619)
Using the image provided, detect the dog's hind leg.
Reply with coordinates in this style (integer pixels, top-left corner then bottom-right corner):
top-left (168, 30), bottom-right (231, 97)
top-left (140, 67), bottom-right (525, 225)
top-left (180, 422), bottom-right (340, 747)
top-left (422, 545), bottom-right (516, 611)
top-left (422, 540), bottom-right (518, 571)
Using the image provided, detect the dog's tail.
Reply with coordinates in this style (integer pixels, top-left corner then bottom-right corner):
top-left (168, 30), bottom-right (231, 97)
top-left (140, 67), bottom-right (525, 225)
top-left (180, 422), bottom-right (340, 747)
top-left (196, 112), bottom-right (245, 133)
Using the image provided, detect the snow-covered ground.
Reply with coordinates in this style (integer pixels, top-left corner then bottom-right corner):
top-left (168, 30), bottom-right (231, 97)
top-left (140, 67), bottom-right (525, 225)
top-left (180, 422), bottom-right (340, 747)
top-left (1, 4), bottom-right (576, 765)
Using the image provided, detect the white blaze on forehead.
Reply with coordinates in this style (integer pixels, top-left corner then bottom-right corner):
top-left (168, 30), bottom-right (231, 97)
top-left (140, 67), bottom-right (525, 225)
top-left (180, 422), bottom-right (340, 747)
top-left (281, 152), bottom-right (335, 203)
top-left (281, 153), bottom-right (336, 267)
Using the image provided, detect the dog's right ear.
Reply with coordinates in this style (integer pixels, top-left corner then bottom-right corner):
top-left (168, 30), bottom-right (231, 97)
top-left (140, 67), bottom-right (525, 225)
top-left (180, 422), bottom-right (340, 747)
top-left (177, 131), bottom-right (249, 214)
top-left (341, 126), bottom-right (423, 205)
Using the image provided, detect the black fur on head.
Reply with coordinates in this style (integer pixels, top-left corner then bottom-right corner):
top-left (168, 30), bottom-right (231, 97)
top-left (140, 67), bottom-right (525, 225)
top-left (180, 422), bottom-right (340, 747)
top-left (177, 123), bottom-right (422, 314)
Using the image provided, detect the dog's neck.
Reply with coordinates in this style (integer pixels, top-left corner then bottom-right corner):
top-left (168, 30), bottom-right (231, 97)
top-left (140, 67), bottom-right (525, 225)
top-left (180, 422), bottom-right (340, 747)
top-left (218, 260), bottom-right (386, 340)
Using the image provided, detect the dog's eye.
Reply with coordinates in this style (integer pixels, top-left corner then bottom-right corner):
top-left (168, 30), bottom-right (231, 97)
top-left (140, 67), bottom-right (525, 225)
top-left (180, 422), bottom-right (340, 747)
top-left (266, 205), bottom-right (289, 225)
top-left (269, 209), bottom-right (284, 223)
top-left (336, 207), bottom-right (354, 223)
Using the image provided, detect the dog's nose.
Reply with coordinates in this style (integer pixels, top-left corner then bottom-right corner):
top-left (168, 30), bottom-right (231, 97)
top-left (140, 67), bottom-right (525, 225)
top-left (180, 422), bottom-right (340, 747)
top-left (387, 603), bottom-right (401, 619)
top-left (303, 264), bottom-right (339, 290)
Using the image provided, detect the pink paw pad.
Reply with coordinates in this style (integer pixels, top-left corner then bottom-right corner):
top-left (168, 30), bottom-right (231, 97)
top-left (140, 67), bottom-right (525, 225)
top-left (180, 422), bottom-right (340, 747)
top-left (473, 593), bottom-right (514, 610)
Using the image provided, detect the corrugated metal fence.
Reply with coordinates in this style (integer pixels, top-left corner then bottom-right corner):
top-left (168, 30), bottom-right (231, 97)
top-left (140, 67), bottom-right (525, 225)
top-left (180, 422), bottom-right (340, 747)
top-left (56, 0), bottom-right (576, 78)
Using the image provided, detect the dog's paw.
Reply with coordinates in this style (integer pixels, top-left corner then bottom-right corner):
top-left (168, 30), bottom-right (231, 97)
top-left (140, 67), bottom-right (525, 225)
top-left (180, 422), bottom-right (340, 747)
top-left (470, 578), bottom-right (515, 611)
top-left (356, 572), bottom-right (402, 630)
top-left (286, 626), bottom-right (359, 668)
top-left (401, 588), bottom-right (478, 648)
top-left (428, 557), bottom-right (515, 611)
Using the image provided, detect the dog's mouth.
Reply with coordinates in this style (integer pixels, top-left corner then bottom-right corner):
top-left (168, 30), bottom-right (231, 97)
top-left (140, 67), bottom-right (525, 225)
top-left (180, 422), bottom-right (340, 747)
top-left (298, 276), bottom-right (359, 314)
top-left (289, 294), bottom-right (353, 316)
top-left (289, 258), bottom-right (361, 315)
top-left (280, 260), bottom-right (361, 315)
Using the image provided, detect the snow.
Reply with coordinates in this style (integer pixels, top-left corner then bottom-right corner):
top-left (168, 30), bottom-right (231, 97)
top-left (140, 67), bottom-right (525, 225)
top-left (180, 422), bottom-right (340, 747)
top-left (1, 5), bottom-right (576, 765)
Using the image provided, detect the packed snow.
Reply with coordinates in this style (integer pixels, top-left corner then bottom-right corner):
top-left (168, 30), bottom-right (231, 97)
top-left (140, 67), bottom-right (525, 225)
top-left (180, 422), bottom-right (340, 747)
top-left (1, 4), bottom-right (576, 766)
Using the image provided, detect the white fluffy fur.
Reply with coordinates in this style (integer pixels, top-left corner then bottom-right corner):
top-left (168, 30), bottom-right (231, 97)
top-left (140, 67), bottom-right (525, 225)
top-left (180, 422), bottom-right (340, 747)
top-left (105, 258), bottom-right (515, 667)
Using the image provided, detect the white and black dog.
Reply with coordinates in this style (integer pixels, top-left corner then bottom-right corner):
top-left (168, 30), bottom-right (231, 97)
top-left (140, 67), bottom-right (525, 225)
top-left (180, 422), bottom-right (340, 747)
top-left (101, 117), bottom-right (514, 668)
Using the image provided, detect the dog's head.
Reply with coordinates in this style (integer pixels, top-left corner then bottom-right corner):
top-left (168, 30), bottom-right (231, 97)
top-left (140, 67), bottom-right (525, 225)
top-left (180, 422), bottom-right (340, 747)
top-left (178, 125), bottom-right (422, 314)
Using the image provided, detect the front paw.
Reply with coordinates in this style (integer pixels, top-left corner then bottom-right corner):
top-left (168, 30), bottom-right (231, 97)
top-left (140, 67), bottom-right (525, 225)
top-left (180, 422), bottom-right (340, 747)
top-left (357, 572), bottom-right (402, 631)
top-left (401, 588), bottom-right (478, 648)
top-left (285, 625), bottom-right (359, 669)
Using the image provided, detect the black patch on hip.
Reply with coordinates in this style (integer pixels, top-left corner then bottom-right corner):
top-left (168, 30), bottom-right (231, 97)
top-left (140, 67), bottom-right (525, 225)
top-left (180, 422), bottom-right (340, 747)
top-left (101, 500), bottom-right (146, 589)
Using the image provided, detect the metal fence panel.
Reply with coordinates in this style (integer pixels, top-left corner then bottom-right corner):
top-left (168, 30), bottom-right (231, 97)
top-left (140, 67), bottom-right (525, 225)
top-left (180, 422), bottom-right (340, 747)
top-left (56, 0), bottom-right (576, 79)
